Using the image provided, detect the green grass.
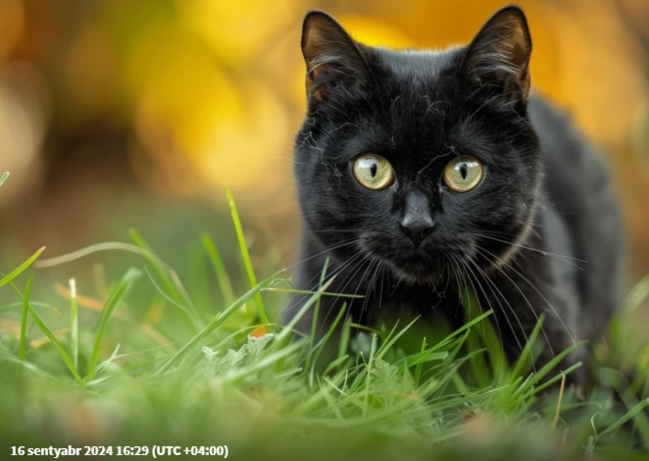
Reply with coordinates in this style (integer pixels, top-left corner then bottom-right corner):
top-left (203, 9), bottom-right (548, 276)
top-left (0, 175), bottom-right (649, 460)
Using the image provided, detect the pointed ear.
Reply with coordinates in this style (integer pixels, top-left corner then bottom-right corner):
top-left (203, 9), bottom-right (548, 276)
top-left (463, 5), bottom-right (532, 104)
top-left (301, 11), bottom-right (371, 101)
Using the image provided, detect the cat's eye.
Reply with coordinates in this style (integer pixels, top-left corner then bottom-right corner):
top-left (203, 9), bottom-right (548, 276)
top-left (353, 154), bottom-right (395, 191)
top-left (443, 155), bottom-right (484, 192)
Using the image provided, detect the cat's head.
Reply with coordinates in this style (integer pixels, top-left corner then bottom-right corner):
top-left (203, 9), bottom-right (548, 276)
top-left (294, 5), bottom-right (541, 285)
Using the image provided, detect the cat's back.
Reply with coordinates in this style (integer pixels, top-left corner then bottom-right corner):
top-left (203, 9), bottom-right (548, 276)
top-left (527, 93), bottom-right (619, 228)
top-left (528, 93), bottom-right (623, 339)
top-left (528, 94), bottom-right (611, 196)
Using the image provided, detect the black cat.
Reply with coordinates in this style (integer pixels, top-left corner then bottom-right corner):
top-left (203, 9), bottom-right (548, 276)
top-left (286, 5), bottom-right (623, 384)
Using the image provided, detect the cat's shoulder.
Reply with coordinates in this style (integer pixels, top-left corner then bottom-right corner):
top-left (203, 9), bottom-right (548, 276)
top-left (528, 92), bottom-right (582, 147)
top-left (528, 92), bottom-right (608, 174)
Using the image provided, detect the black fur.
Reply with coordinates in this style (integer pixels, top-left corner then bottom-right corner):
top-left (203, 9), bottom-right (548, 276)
top-left (285, 5), bottom-right (623, 384)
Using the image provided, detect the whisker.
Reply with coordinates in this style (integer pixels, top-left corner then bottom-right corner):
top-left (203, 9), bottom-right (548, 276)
top-left (309, 229), bottom-right (365, 234)
top-left (471, 233), bottom-right (586, 266)
top-left (358, 258), bottom-right (382, 323)
top-left (334, 255), bottom-right (373, 327)
top-left (464, 254), bottom-right (539, 374)
top-left (456, 254), bottom-right (516, 376)
top-left (447, 254), bottom-right (467, 316)
top-left (476, 246), bottom-right (551, 352)
top-left (323, 253), bottom-right (372, 329)
top-left (281, 238), bottom-right (361, 273)
top-left (378, 261), bottom-right (386, 310)
top-left (279, 248), bottom-right (364, 316)
top-left (476, 245), bottom-right (577, 348)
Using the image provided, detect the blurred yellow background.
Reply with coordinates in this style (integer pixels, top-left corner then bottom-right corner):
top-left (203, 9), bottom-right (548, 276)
top-left (1, 0), bottom-right (649, 287)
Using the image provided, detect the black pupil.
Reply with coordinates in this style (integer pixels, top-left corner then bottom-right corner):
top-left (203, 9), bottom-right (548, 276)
top-left (370, 162), bottom-right (378, 178)
top-left (459, 163), bottom-right (468, 180)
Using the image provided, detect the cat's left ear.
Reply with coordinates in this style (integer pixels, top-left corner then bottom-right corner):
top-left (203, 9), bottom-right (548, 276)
top-left (301, 11), bottom-right (371, 101)
top-left (463, 5), bottom-right (532, 104)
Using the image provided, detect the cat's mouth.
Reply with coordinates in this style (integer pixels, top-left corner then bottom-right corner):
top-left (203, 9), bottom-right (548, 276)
top-left (359, 234), bottom-right (476, 286)
top-left (385, 260), bottom-right (446, 286)
top-left (363, 247), bottom-right (457, 286)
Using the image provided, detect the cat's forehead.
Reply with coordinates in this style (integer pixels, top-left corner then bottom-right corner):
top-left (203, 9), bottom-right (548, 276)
top-left (354, 48), bottom-right (466, 158)
top-left (373, 46), bottom-right (463, 85)
top-left (368, 46), bottom-right (466, 122)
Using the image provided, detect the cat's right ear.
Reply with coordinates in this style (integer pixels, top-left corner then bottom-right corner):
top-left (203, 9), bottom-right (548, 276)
top-left (463, 6), bottom-right (532, 105)
top-left (301, 11), bottom-right (371, 101)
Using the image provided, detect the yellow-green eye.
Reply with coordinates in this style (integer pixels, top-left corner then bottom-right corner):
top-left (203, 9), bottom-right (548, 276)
top-left (353, 154), bottom-right (395, 190)
top-left (443, 155), bottom-right (484, 192)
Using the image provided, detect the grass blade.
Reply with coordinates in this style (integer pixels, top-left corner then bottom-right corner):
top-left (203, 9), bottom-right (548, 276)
top-left (0, 246), bottom-right (46, 289)
top-left (201, 233), bottom-right (236, 306)
top-left (69, 278), bottom-right (79, 369)
top-left (308, 303), bottom-right (349, 386)
top-left (143, 266), bottom-right (193, 318)
top-left (363, 334), bottom-right (378, 418)
top-left (404, 349), bottom-right (448, 367)
top-left (510, 314), bottom-right (545, 380)
top-left (423, 309), bottom-right (493, 357)
top-left (599, 399), bottom-right (649, 438)
top-left (516, 340), bottom-right (587, 396)
top-left (1, 357), bottom-right (62, 382)
top-left (18, 273), bottom-right (33, 361)
top-left (225, 187), bottom-right (268, 325)
top-left (624, 274), bottom-right (649, 314)
top-left (10, 278), bottom-right (82, 384)
top-left (129, 229), bottom-right (197, 331)
top-left (35, 242), bottom-right (152, 268)
top-left (86, 268), bottom-right (142, 381)
top-left (462, 287), bottom-right (494, 387)
top-left (153, 272), bottom-right (279, 375)
top-left (0, 171), bottom-right (9, 188)
top-left (261, 287), bottom-right (364, 298)
top-left (305, 259), bottom-right (329, 373)
top-left (375, 316), bottom-right (420, 361)
top-left (274, 277), bottom-right (335, 346)
top-left (525, 362), bottom-right (583, 396)
top-left (338, 317), bottom-right (352, 364)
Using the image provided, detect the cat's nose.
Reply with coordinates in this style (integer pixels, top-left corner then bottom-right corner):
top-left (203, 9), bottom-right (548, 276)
top-left (400, 214), bottom-right (435, 246)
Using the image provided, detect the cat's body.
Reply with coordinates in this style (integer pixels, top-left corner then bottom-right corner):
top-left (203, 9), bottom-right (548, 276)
top-left (286, 6), bottom-right (623, 383)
